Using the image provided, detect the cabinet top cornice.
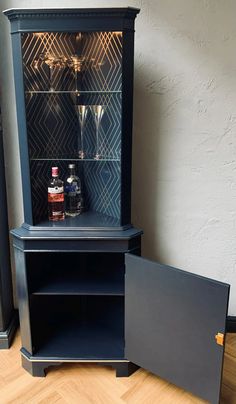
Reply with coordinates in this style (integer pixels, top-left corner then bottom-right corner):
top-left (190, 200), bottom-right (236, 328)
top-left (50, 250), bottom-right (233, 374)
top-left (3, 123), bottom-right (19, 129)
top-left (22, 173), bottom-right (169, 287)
top-left (3, 7), bottom-right (140, 20)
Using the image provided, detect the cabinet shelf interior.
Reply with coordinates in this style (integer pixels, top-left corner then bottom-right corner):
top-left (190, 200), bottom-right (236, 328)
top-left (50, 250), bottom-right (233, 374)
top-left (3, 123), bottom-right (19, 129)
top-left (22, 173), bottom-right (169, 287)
top-left (30, 295), bottom-right (124, 359)
top-left (30, 211), bottom-right (121, 229)
top-left (26, 251), bottom-right (125, 296)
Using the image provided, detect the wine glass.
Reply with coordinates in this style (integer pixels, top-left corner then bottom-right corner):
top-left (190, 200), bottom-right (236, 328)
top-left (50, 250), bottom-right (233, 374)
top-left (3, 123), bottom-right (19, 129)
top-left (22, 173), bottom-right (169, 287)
top-left (67, 55), bottom-right (84, 92)
top-left (43, 53), bottom-right (67, 91)
top-left (74, 105), bottom-right (89, 159)
top-left (90, 105), bottom-right (106, 160)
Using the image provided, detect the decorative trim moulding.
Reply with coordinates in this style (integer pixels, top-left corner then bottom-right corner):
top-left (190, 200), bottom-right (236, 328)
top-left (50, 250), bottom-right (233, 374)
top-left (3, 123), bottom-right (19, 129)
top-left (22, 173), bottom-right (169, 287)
top-left (3, 8), bottom-right (140, 21)
top-left (4, 8), bottom-right (140, 36)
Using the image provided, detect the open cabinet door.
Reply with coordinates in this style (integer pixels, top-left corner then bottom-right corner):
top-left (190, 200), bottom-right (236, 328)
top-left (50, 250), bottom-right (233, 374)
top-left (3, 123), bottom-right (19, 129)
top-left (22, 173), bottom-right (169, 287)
top-left (125, 254), bottom-right (230, 404)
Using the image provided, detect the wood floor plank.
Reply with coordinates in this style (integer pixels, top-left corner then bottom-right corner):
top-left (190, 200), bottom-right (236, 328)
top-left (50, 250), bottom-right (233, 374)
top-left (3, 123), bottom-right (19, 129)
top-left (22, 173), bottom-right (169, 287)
top-left (0, 331), bottom-right (235, 404)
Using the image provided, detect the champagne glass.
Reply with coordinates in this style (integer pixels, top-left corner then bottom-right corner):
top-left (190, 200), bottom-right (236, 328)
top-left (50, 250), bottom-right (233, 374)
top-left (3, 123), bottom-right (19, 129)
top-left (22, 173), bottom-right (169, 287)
top-left (67, 55), bottom-right (84, 92)
top-left (74, 105), bottom-right (88, 159)
top-left (90, 105), bottom-right (106, 160)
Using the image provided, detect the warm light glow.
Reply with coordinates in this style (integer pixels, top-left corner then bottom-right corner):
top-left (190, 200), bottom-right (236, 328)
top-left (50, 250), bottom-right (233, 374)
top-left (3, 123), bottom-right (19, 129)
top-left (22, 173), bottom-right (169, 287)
top-left (112, 31), bottom-right (122, 36)
top-left (33, 32), bottom-right (45, 37)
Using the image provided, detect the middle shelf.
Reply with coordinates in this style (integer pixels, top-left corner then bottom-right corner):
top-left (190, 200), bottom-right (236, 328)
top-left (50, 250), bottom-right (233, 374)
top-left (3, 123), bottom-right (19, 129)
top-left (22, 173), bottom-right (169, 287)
top-left (27, 251), bottom-right (125, 296)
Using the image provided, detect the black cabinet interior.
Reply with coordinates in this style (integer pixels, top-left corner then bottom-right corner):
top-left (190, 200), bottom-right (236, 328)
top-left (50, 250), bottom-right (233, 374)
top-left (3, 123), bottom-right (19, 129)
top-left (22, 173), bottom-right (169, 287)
top-left (26, 252), bottom-right (125, 296)
top-left (30, 295), bottom-right (124, 359)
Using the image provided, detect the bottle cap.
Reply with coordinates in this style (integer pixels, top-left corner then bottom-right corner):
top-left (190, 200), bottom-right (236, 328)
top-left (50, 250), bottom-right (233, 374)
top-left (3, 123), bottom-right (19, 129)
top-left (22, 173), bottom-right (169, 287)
top-left (52, 167), bottom-right (59, 177)
top-left (69, 164), bottom-right (75, 169)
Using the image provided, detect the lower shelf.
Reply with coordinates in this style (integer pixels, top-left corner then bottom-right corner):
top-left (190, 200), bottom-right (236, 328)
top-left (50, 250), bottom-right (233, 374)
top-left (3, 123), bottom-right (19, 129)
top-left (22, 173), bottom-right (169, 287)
top-left (28, 211), bottom-right (122, 230)
top-left (32, 321), bottom-right (124, 360)
top-left (30, 295), bottom-right (124, 360)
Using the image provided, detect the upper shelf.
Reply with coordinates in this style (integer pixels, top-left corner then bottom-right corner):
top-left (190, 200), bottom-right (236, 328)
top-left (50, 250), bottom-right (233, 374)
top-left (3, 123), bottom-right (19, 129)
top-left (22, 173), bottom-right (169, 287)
top-left (25, 90), bottom-right (122, 95)
top-left (31, 158), bottom-right (120, 162)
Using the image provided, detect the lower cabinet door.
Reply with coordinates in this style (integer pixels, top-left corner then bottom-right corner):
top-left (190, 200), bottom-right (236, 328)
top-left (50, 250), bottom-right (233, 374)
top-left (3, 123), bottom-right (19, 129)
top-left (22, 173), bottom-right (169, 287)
top-left (125, 253), bottom-right (230, 404)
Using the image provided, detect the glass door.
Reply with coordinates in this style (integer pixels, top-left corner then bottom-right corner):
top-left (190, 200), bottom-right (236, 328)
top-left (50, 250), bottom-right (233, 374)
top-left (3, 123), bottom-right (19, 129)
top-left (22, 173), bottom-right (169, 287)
top-left (21, 31), bottom-right (122, 227)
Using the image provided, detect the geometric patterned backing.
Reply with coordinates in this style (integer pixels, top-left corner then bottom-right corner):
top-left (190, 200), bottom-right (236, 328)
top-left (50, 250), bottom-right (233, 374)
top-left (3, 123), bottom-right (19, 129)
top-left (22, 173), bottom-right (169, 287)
top-left (82, 32), bottom-right (122, 92)
top-left (25, 93), bottom-right (77, 158)
top-left (21, 32), bottom-right (122, 224)
top-left (83, 161), bottom-right (121, 219)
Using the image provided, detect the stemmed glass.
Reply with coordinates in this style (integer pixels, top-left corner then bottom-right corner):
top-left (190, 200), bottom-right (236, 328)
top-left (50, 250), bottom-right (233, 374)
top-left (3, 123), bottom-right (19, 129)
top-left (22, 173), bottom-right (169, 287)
top-left (67, 55), bottom-right (84, 92)
top-left (74, 105), bottom-right (89, 159)
top-left (43, 53), bottom-right (67, 91)
top-left (90, 105), bottom-right (106, 160)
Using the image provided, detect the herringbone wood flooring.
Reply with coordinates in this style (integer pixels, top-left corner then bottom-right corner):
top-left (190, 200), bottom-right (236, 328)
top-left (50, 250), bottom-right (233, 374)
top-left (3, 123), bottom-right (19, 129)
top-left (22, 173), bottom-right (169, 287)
top-left (0, 331), bottom-right (235, 403)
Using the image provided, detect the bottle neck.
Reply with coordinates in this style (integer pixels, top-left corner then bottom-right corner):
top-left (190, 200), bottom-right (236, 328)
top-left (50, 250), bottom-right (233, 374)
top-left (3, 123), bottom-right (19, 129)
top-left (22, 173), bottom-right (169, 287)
top-left (52, 167), bottom-right (59, 178)
top-left (69, 168), bottom-right (75, 176)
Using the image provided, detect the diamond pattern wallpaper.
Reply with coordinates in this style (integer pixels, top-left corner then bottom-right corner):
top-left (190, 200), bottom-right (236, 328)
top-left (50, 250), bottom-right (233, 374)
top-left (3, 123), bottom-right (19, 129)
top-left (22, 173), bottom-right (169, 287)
top-left (22, 32), bottom-right (122, 224)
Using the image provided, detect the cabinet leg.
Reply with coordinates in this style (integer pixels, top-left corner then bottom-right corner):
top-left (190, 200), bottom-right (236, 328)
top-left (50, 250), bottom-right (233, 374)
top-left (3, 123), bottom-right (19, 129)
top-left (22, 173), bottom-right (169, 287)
top-left (115, 362), bottom-right (139, 377)
top-left (22, 356), bottom-right (47, 377)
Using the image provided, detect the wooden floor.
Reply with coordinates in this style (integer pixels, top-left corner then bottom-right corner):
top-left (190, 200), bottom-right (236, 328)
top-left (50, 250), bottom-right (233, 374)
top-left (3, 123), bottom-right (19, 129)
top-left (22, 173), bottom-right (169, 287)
top-left (0, 331), bottom-right (235, 404)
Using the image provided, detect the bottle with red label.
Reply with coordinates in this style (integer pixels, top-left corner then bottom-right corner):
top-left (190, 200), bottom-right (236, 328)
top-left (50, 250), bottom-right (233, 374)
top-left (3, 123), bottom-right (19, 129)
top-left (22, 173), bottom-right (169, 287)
top-left (48, 166), bottom-right (65, 221)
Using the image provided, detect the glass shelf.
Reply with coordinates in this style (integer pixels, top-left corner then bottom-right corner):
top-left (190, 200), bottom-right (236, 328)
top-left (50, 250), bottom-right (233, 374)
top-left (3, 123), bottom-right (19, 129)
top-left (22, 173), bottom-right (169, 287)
top-left (30, 157), bottom-right (120, 162)
top-left (25, 90), bottom-right (122, 94)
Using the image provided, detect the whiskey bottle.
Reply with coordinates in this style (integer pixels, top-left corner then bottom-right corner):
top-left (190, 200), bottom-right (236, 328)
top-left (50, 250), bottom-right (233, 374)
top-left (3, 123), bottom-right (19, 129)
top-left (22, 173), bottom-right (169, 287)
top-left (48, 166), bottom-right (65, 221)
top-left (65, 163), bottom-right (82, 216)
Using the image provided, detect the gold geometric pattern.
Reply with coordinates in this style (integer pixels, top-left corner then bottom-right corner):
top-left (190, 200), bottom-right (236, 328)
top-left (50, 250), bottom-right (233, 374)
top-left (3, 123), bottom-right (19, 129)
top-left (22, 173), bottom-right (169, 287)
top-left (21, 31), bottom-right (122, 223)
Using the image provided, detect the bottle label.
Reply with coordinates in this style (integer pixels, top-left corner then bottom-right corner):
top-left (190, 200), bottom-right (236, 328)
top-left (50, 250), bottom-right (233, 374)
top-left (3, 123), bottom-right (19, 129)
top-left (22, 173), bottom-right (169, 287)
top-left (65, 183), bottom-right (81, 195)
top-left (48, 186), bottom-right (64, 194)
top-left (52, 211), bottom-right (64, 216)
top-left (48, 189), bottom-right (64, 203)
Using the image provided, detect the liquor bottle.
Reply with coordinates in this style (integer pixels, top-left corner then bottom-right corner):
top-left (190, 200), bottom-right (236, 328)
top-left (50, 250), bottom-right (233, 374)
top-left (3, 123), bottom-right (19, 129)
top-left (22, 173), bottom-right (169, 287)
top-left (48, 166), bottom-right (65, 221)
top-left (65, 163), bottom-right (82, 216)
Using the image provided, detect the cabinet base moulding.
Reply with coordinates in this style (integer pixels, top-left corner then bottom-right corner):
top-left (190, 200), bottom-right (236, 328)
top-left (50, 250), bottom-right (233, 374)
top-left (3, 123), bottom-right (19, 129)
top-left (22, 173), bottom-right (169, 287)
top-left (0, 310), bottom-right (18, 349)
top-left (21, 350), bottom-right (139, 378)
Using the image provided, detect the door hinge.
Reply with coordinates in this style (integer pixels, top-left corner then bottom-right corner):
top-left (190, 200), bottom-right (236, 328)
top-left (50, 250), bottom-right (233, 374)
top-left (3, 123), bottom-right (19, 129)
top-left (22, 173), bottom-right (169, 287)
top-left (215, 332), bottom-right (225, 346)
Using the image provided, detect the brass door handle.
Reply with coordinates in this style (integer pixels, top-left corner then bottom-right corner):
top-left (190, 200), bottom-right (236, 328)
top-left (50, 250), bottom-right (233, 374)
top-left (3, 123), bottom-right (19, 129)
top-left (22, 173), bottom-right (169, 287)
top-left (215, 332), bottom-right (225, 346)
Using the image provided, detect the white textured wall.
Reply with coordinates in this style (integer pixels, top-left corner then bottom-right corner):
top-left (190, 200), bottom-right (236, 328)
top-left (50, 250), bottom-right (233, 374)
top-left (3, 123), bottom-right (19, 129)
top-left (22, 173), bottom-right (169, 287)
top-left (0, 0), bottom-right (236, 315)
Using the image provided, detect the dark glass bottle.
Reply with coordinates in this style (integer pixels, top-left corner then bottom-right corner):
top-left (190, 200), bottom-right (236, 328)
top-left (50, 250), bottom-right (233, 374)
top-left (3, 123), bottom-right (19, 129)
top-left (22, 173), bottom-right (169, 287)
top-left (65, 164), bottom-right (82, 216)
top-left (48, 166), bottom-right (65, 221)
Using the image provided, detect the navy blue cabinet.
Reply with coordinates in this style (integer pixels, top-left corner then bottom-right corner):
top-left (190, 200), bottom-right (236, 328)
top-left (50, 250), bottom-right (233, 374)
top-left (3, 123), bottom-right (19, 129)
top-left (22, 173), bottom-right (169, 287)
top-left (5, 8), bottom-right (230, 404)
top-left (5, 6), bottom-right (142, 377)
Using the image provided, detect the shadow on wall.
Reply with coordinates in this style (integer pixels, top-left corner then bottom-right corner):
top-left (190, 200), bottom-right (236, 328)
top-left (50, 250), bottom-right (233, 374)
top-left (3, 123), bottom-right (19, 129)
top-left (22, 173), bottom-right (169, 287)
top-left (131, 0), bottom-right (236, 270)
top-left (132, 64), bottom-right (182, 263)
top-left (132, 69), bottom-right (165, 259)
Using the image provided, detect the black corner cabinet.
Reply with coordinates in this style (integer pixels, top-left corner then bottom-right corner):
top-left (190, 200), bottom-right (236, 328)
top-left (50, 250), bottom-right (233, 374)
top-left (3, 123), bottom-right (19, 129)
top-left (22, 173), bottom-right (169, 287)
top-left (5, 8), bottom-right (230, 404)
top-left (0, 104), bottom-right (18, 348)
